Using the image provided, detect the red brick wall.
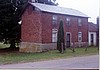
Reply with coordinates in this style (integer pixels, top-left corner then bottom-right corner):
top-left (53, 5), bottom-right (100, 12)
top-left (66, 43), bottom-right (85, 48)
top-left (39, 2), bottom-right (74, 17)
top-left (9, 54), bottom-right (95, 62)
top-left (41, 13), bottom-right (52, 43)
top-left (63, 16), bottom-right (78, 42)
top-left (40, 12), bottom-right (88, 43)
top-left (21, 5), bottom-right (42, 43)
top-left (78, 18), bottom-right (88, 42)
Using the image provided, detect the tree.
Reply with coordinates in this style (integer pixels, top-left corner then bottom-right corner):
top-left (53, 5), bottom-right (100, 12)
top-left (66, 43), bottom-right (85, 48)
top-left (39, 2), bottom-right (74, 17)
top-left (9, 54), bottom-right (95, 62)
top-left (57, 20), bottom-right (65, 53)
top-left (0, 0), bottom-right (57, 50)
top-left (0, 0), bottom-right (27, 49)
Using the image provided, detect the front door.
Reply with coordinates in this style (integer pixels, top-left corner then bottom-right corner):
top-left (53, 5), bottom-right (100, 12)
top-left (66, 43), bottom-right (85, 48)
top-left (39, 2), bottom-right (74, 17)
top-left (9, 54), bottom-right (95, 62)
top-left (66, 33), bottom-right (71, 48)
top-left (89, 32), bottom-right (96, 46)
top-left (91, 34), bottom-right (94, 46)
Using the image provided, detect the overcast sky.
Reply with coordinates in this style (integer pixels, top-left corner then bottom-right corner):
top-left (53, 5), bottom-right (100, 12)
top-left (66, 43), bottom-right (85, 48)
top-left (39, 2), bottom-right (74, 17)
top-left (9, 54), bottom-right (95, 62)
top-left (56, 0), bottom-right (99, 24)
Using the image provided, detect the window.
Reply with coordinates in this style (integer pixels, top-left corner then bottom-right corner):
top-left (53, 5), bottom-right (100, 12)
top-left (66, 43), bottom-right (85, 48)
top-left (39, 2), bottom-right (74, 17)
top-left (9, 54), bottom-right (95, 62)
top-left (66, 17), bottom-right (70, 26)
top-left (78, 32), bottom-right (82, 42)
top-left (52, 29), bottom-right (58, 42)
top-left (53, 15), bottom-right (57, 21)
top-left (52, 15), bottom-right (57, 28)
top-left (78, 18), bottom-right (82, 26)
top-left (78, 32), bottom-right (82, 47)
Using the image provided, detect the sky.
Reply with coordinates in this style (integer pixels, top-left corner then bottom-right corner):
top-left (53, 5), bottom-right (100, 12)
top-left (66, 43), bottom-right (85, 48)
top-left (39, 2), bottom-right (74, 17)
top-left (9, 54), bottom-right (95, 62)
top-left (56, 0), bottom-right (99, 24)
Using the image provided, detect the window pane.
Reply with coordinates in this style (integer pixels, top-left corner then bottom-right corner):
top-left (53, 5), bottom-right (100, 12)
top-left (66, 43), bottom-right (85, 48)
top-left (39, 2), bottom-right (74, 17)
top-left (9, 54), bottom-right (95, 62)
top-left (52, 15), bottom-right (57, 29)
top-left (66, 17), bottom-right (70, 21)
top-left (78, 32), bottom-right (82, 41)
top-left (66, 17), bottom-right (70, 26)
top-left (53, 15), bottom-right (57, 21)
top-left (52, 30), bottom-right (57, 42)
top-left (78, 18), bottom-right (82, 26)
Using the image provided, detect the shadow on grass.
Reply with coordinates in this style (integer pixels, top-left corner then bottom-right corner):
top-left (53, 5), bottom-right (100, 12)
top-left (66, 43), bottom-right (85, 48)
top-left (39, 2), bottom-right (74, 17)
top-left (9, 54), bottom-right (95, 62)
top-left (0, 47), bottom-right (19, 53)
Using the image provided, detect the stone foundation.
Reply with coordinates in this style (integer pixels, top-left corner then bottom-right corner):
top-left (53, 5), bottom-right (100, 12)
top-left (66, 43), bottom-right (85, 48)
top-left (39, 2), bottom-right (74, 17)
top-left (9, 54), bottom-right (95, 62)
top-left (19, 42), bottom-right (57, 53)
top-left (71, 42), bottom-right (88, 47)
top-left (19, 42), bottom-right (88, 53)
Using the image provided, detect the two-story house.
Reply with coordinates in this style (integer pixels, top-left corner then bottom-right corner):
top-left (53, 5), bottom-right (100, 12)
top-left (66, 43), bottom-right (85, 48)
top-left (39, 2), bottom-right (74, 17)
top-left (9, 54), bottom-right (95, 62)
top-left (20, 2), bottom-right (89, 52)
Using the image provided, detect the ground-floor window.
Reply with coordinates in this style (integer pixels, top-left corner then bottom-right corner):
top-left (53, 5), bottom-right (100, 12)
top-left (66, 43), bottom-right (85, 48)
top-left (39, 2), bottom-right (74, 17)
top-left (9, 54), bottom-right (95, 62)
top-left (78, 32), bottom-right (82, 42)
top-left (78, 32), bottom-right (82, 47)
top-left (52, 29), bottom-right (58, 42)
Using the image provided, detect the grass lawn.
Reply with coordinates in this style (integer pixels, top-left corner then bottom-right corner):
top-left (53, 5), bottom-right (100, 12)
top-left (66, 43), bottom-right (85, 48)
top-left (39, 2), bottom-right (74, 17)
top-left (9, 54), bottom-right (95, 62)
top-left (0, 43), bottom-right (10, 48)
top-left (0, 46), bottom-right (99, 65)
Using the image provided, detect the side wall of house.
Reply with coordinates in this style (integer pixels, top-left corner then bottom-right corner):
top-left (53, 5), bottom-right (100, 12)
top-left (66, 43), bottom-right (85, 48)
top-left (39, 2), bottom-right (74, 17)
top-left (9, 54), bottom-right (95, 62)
top-left (21, 5), bottom-right (42, 43)
top-left (20, 5), bottom-right (43, 52)
top-left (41, 12), bottom-right (52, 43)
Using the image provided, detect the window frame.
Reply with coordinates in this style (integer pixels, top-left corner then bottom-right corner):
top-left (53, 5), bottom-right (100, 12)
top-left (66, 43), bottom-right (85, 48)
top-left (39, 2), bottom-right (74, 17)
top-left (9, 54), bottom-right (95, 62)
top-left (52, 15), bottom-right (57, 21)
top-left (66, 17), bottom-right (70, 26)
top-left (52, 29), bottom-right (58, 43)
top-left (78, 18), bottom-right (82, 26)
top-left (52, 15), bottom-right (57, 28)
top-left (78, 32), bottom-right (82, 42)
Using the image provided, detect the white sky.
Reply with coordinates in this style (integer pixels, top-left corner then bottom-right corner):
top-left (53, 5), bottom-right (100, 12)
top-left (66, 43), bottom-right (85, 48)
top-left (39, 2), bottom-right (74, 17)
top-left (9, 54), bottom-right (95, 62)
top-left (56, 0), bottom-right (99, 24)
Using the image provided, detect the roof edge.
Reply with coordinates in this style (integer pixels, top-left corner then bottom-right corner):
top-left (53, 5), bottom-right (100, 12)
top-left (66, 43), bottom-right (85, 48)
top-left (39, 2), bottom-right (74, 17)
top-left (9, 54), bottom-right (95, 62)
top-left (29, 2), bottom-right (89, 18)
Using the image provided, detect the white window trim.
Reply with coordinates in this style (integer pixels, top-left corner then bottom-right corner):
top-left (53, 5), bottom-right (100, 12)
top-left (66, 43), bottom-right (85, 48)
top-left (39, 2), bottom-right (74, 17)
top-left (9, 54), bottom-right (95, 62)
top-left (52, 29), bottom-right (58, 42)
top-left (78, 32), bottom-right (82, 42)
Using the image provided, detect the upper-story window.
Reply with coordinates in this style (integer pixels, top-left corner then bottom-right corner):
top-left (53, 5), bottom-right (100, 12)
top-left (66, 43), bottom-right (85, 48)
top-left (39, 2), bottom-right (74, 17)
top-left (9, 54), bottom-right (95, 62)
top-left (52, 15), bottom-right (57, 28)
top-left (66, 17), bottom-right (70, 26)
top-left (78, 18), bottom-right (82, 26)
top-left (53, 15), bottom-right (57, 21)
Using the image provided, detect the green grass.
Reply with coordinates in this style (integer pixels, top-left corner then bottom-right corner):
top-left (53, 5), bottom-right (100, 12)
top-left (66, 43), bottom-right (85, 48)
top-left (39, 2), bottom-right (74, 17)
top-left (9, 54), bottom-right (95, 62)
top-left (0, 47), bottom-right (98, 65)
top-left (0, 43), bottom-right (10, 48)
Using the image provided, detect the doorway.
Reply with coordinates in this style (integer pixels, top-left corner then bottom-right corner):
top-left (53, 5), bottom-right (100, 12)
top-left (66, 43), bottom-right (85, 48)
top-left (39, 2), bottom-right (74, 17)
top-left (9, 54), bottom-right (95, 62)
top-left (88, 32), bottom-right (96, 46)
top-left (66, 32), bottom-right (71, 48)
top-left (90, 34), bottom-right (94, 46)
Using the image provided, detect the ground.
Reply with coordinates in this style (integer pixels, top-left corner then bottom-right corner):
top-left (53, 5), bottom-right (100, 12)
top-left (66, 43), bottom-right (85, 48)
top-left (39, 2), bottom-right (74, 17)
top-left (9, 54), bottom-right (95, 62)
top-left (0, 43), bottom-right (99, 66)
top-left (0, 43), bottom-right (19, 53)
top-left (0, 55), bottom-right (99, 69)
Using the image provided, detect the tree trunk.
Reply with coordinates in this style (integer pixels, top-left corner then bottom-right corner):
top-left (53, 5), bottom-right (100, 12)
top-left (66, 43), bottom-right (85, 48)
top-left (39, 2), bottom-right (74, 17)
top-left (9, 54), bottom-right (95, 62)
top-left (61, 43), bottom-right (64, 54)
top-left (85, 42), bottom-right (88, 51)
top-left (72, 42), bottom-right (75, 52)
top-left (9, 39), bottom-right (16, 49)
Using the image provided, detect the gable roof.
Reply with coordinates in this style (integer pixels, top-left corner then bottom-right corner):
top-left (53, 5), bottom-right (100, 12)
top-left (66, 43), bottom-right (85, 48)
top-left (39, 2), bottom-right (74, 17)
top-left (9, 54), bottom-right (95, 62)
top-left (29, 2), bottom-right (89, 18)
top-left (88, 22), bottom-right (98, 32)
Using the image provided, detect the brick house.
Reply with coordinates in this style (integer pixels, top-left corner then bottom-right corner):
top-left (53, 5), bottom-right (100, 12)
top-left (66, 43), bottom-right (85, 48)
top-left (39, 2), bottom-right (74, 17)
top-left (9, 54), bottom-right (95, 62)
top-left (20, 2), bottom-right (89, 52)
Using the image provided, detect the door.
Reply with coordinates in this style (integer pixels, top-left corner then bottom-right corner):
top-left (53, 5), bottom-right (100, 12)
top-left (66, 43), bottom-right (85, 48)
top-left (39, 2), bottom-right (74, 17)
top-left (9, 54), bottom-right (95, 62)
top-left (89, 32), bottom-right (96, 46)
top-left (66, 33), bottom-right (71, 48)
top-left (91, 34), bottom-right (94, 46)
